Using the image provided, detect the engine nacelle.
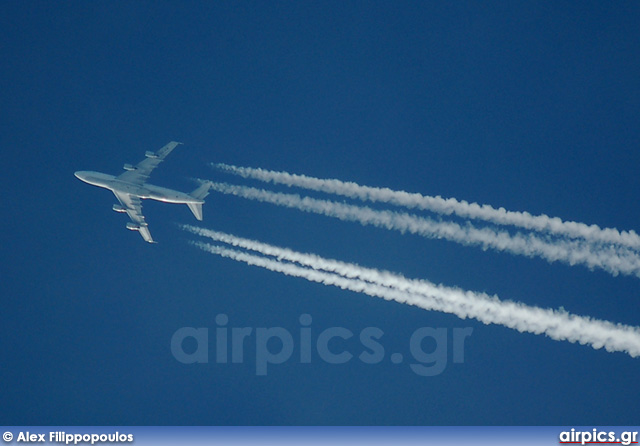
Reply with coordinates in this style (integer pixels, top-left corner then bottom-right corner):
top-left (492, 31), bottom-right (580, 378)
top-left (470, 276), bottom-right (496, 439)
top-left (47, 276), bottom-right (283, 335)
top-left (126, 222), bottom-right (140, 231)
top-left (123, 163), bottom-right (136, 171)
top-left (145, 151), bottom-right (158, 158)
top-left (112, 204), bottom-right (127, 213)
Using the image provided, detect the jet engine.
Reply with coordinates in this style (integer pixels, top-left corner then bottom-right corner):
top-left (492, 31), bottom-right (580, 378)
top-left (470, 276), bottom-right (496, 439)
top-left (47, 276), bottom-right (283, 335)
top-left (145, 151), bottom-right (158, 158)
top-left (126, 222), bottom-right (140, 231)
top-left (123, 163), bottom-right (136, 171)
top-left (112, 204), bottom-right (127, 213)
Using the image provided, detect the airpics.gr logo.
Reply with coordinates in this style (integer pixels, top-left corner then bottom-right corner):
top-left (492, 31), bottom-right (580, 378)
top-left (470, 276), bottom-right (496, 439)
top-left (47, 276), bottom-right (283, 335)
top-left (559, 429), bottom-right (638, 445)
top-left (170, 314), bottom-right (473, 376)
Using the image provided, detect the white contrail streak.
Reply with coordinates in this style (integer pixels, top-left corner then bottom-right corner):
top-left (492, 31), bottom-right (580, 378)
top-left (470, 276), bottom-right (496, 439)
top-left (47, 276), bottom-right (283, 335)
top-left (213, 163), bottom-right (640, 250)
top-left (203, 181), bottom-right (640, 278)
top-left (186, 232), bottom-right (640, 357)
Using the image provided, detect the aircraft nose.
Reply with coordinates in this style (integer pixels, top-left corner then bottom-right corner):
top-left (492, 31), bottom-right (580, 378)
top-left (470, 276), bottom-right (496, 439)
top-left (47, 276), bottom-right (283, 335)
top-left (74, 171), bottom-right (87, 181)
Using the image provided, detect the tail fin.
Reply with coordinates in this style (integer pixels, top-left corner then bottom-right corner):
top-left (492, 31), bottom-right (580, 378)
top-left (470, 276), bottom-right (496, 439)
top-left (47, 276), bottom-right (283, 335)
top-left (188, 182), bottom-right (211, 221)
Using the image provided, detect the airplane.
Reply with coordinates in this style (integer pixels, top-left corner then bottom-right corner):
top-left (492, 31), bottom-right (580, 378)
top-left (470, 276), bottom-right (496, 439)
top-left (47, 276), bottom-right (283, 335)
top-left (74, 141), bottom-right (210, 243)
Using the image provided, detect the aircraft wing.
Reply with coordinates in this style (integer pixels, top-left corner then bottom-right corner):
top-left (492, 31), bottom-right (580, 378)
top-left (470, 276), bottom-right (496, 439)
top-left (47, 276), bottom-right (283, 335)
top-left (112, 191), bottom-right (155, 243)
top-left (116, 141), bottom-right (182, 186)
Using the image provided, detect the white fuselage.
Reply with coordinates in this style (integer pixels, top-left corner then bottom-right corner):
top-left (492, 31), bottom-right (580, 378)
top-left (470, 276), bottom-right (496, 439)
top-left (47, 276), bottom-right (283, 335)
top-left (74, 171), bottom-right (203, 205)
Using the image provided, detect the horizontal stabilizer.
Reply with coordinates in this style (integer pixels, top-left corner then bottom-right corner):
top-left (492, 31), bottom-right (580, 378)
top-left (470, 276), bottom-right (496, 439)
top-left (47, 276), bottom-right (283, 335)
top-left (187, 182), bottom-right (211, 221)
top-left (187, 202), bottom-right (204, 221)
top-left (191, 182), bottom-right (211, 200)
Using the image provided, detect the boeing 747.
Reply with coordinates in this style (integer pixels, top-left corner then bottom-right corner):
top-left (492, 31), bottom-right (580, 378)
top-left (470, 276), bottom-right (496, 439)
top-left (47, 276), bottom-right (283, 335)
top-left (75, 141), bottom-right (210, 243)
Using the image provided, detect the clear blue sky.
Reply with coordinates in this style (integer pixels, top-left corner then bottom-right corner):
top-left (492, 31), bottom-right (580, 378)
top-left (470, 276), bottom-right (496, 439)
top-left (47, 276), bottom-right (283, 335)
top-left (1, 2), bottom-right (638, 425)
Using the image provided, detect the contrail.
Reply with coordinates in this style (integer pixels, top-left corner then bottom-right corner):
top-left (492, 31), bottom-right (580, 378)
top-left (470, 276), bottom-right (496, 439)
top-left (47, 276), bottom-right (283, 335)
top-left (213, 163), bottom-right (640, 250)
top-left (203, 181), bottom-right (640, 278)
top-left (186, 232), bottom-right (640, 358)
